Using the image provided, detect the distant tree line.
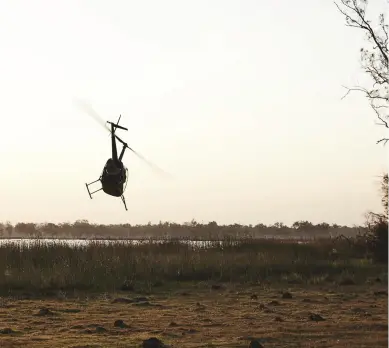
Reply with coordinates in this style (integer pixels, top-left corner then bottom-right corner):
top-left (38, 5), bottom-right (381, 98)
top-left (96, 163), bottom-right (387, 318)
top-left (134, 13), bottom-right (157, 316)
top-left (0, 219), bottom-right (365, 240)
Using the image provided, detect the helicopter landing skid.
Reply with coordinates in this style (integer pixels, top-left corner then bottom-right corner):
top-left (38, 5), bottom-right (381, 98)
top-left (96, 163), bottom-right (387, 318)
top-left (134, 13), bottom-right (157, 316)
top-left (85, 178), bottom-right (102, 199)
top-left (121, 195), bottom-right (128, 211)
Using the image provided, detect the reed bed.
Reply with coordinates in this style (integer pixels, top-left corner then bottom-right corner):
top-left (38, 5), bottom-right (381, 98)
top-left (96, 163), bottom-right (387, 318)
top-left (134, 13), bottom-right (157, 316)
top-left (0, 237), bottom-right (386, 293)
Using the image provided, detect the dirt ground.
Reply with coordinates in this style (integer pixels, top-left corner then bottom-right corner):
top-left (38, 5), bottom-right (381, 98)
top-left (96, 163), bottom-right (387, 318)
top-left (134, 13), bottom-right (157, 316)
top-left (0, 282), bottom-right (387, 348)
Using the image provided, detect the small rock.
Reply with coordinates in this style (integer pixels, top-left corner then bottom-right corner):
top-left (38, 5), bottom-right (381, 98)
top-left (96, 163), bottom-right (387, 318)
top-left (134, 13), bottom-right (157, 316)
top-left (112, 297), bottom-right (134, 304)
top-left (134, 296), bottom-right (149, 302)
top-left (302, 298), bottom-right (311, 302)
top-left (95, 326), bottom-right (107, 333)
top-left (142, 337), bottom-right (166, 348)
top-left (60, 308), bottom-right (81, 313)
top-left (250, 294), bottom-right (258, 300)
top-left (375, 277), bottom-right (382, 283)
top-left (282, 292), bottom-right (293, 299)
top-left (268, 300), bottom-right (280, 306)
top-left (351, 307), bottom-right (366, 314)
top-left (35, 308), bottom-right (54, 316)
top-left (114, 319), bottom-right (129, 328)
top-left (259, 303), bottom-right (266, 310)
top-left (169, 322), bottom-right (178, 327)
top-left (274, 316), bottom-right (284, 322)
top-left (248, 340), bottom-right (264, 348)
top-left (309, 313), bottom-right (325, 322)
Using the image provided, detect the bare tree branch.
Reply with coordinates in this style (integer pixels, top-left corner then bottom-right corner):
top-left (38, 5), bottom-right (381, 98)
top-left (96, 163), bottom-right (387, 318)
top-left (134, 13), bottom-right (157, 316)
top-left (341, 86), bottom-right (389, 103)
top-left (337, 0), bottom-right (388, 63)
top-left (371, 103), bottom-right (389, 128)
top-left (335, 0), bottom-right (388, 145)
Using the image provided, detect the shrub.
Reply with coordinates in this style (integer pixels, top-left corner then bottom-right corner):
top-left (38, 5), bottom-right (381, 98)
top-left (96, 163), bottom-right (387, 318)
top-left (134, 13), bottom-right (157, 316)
top-left (364, 173), bottom-right (388, 264)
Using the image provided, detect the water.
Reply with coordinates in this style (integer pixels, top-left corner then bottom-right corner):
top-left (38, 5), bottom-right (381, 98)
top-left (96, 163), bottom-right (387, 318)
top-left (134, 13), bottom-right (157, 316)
top-left (0, 236), bottom-right (310, 248)
top-left (0, 238), bottom-right (210, 247)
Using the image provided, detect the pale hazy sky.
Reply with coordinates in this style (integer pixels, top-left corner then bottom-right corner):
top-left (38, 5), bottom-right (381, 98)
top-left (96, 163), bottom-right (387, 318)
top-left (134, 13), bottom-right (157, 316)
top-left (0, 0), bottom-right (387, 226)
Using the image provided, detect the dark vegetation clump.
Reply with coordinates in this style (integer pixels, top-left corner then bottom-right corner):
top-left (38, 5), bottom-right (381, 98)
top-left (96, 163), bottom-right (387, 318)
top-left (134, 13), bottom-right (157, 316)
top-left (365, 174), bottom-right (388, 264)
top-left (365, 215), bottom-right (388, 264)
top-left (354, 174), bottom-right (388, 264)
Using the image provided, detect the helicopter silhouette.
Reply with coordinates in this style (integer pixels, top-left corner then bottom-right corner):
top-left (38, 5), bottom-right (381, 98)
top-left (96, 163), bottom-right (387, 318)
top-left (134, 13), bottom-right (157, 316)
top-left (85, 115), bottom-right (131, 210)
top-left (77, 99), bottom-right (171, 211)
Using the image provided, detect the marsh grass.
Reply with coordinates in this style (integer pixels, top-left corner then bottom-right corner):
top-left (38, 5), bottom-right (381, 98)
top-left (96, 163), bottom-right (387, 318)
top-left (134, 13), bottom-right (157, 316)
top-left (0, 237), bottom-right (386, 293)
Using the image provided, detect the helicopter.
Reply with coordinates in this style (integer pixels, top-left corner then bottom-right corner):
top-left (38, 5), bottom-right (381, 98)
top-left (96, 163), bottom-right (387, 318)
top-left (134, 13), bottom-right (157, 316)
top-left (85, 115), bottom-right (131, 210)
top-left (78, 99), bottom-right (171, 211)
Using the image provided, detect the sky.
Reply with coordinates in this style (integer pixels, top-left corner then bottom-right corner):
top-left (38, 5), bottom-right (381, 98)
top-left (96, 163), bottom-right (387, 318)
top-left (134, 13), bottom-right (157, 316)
top-left (0, 0), bottom-right (387, 226)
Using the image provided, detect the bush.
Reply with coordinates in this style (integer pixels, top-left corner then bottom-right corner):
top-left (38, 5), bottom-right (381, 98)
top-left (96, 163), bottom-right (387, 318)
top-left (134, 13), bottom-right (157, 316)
top-left (365, 213), bottom-right (388, 264)
top-left (364, 173), bottom-right (388, 264)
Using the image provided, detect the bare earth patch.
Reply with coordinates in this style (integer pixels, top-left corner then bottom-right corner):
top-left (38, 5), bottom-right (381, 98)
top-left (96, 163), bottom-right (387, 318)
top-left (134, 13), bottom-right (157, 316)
top-left (0, 283), bottom-right (387, 348)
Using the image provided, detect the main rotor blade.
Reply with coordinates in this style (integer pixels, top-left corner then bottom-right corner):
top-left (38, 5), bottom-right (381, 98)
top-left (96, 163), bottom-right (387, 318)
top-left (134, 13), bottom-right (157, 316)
top-left (129, 146), bottom-right (173, 178)
top-left (73, 97), bottom-right (110, 133)
top-left (114, 133), bottom-right (172, 179)
top-left (74, 97), bottom-right (173, 179)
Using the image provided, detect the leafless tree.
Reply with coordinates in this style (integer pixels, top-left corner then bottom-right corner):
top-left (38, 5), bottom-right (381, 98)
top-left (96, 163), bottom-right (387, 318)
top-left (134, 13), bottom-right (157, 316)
top-left (335, 0), bottom-right (388, 145)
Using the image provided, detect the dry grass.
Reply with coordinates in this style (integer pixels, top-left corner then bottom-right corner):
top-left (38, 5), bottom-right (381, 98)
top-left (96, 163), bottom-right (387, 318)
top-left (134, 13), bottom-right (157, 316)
top-left (0, 238), bottom-right (387, 347)
top-left (0, 238), bottom-right (386, 293)
top-left (0, 282), bottom-right (387, 347)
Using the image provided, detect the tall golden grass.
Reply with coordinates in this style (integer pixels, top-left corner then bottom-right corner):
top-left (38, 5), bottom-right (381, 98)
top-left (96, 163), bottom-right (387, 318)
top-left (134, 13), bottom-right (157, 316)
top-left (0, 237), bottom-right (385, 293)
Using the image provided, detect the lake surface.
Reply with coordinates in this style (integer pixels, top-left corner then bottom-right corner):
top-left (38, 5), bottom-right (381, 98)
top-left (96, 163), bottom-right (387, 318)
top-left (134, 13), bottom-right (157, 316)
top-left (0, 236), bottom-right (310, 247)
top-left (0, 238), bottom-right (210, 247)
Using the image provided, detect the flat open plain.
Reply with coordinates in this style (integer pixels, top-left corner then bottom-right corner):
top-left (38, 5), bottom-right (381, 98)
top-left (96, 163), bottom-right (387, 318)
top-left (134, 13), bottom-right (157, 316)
top-left (0, 282), bottom-right (387, 348)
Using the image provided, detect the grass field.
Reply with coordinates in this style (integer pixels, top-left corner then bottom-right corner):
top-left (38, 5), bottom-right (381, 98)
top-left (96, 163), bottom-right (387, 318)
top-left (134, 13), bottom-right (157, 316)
top-left (0, 282), bottom-right (387, 347)
top-left (0, 238), bottom-right (387, 347)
